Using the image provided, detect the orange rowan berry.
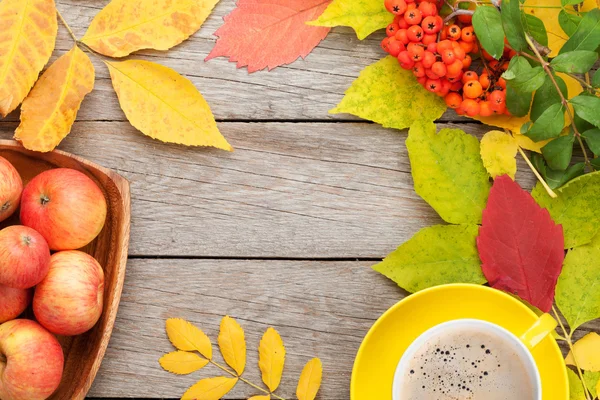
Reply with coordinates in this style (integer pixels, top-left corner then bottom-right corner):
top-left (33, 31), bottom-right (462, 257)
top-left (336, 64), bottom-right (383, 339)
top-left (404, 9), bottom-right (423, 25)
top-left (426, 42), bottom-right (437, 53)
top-left (479, 101), bottom-right (493, 117)
top-left (418, 1), bottom-right (438, 17)
top-left (482, 50), bottom-right (495, 61)
top-left (387, 37), bottom-right (404, 57)
top-left (450, 81), bottom-right (463, 91)
top-left (457, 14), bottom-right (473, 24)
top-left (438, 79), bottom-right (452, 97)
top-left (462, 55), bottom-right (472, 69)
top-left (440, 25), bottom-right (449, 40)
top-left (437, 40), bottom-right (453, 52)
top-left (431, 61), bottom-right (447, 77)
top-left (459, 40), bottom-right (474, 54)
top-left (421, 51), bottom-right (436, 68)
top-left (422, 33), bottom-right (438, 45)
top-left (417, 76), bottom-right (427, 85)
top-left (464, 80), bottom-right (483, 98)
top-left (479, 73), bottom-right (490, 89)
top-left (395, 29), bottom-right (410, 44)
top-left (387, 23), bottom-right (400, 37)
top-left (489, 90), bottom-right (506, 113)
top-left (425, 78), bottom-right (442, 93)
top-left (488, 60), bottom-right (500, 71)
top-left (398, 50), bottom-right (412, 65)
top-left (462, 71), bottom-right (478, 84)
top-left (452, 45), bottom-right (466, 61)
top-left (461, 26), bottom-right (475, 42)
top-left (407, 25), bottom-right (424, 42)
top-left (385, 0), bottom-right (407, 15)
top-left (381, 37), bottom-right (390, 52)
top-left (407, 43), bottom-right (425, 61)
top-left (422, 16), bottom-right (442, 34)
top-left (442, 49), bottom-right (456, 64)
top-left (407, 2), bottom-right (417, 10)
top-left (395, 15), bottom-right (409, 29)
top-left (447, 24), bottom-right (462, 40)
top-left (446, 59), bottom-right (464, 78)
top-left (413, 62), bottom-right (426, 78)
top-left (462, 99), bottom-right (481, 116)
top-left (426, 68), bottom-right (441, 80)
top-left (445, 92), bottom-right (463, 108)
top-left (497, 77), bottom-right (506, 89)
top-left (471, 42), bottom-right (479, 53)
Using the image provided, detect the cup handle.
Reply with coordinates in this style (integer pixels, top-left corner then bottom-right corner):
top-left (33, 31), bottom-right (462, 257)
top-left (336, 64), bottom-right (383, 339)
top-left (519, 313), bottom-right (558, 351)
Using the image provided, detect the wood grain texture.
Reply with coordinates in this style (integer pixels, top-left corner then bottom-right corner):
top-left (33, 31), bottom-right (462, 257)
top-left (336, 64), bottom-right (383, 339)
top-left (0, 121), bottom-right (536, 258)
top-left (87, 259), bottom-right (599, 399)
top-left (0, 141), bottom-right (131, 400)
top-left (1, 0), bottom-right (468, 123)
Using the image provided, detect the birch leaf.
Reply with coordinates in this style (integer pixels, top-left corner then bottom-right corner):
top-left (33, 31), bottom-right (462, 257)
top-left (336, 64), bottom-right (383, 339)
top-left (480, 131), bottom-right (518, 179)
top-left (159, 351), bottom-right (209, 375)
top-left (259, 327), bottom-right (286, 392)
top-left (296, 358), bottom-right (323, 400)
top-left (82, 0), bottom-right (219, 57)
top-left (566, 333), bottom-right (600, 372)
top-left (218, 316), bottom-right (246, 375)
top-left (331, 56), bottom-right (446, 130)
top-left (105, 60), bottom-right (232, 151)
top-left (0, 0), bottom-right (57, 117)
top-left (248, 396), bottom-right (270, 400)
top-left (308, 0), bottom-right (393, 40)
top-left (182, 376), bottom-right (238, 400)
top-left (14, 46), bottom-right (94, 152)
top-left (165, 318), bottom-right (213, 359)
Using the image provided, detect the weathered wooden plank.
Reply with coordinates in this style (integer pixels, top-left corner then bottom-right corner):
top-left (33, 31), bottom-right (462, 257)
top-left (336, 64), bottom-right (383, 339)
top-left (0, 121), bottom-right (536, 258)
top-left (2, 0), bottom-right (467, 123)
top-left (88, 259), bottom-right (597, 399)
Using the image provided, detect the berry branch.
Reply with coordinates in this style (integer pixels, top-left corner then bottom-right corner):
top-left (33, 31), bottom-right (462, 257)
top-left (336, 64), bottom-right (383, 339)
top-left (524, 34), bottom-right (592, 170)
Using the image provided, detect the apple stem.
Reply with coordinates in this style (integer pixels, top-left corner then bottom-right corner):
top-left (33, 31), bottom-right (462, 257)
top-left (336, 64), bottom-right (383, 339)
top-left (39, 195), bottom-right (50, 206)
top-left (1, 201), bottom-right (9, 211)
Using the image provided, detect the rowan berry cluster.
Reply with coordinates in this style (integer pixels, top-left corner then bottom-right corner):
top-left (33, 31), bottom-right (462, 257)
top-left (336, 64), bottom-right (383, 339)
top-left (382, 0), bottom-right (510, 117)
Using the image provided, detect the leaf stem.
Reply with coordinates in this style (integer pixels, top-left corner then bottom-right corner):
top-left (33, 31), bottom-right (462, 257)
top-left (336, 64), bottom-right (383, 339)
top-left (517, 147), bottom-right (557, 198)
top-left (56, 9), bottom-right (78, 44)
top-left (524, 34), bottom-right (591, 169)
top-left (552, 307), bottom-right (591, 400)
top-left (207, 358), bottom-right (286, 400)
top-left (444, 9), bottom-right (474, 23)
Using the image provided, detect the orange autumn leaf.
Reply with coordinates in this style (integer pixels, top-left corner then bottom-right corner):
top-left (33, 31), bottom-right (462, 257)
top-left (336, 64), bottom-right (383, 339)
top-left (258, 327), bottom-right (286, 392)
top-left (296, 358), bottom-right (323, 400)
top-left (15, 46), bottom-right (94, 152)
top-left (0, 0), bottom-right (57, 117)
top-left (206, 0), bottom-right (331, 73)
top-left (82, 0), bottom-right (219, 58)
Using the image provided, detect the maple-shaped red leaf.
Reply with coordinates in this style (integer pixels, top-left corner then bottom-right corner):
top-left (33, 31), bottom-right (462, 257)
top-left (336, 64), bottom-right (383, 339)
top-left (477, 175), bottom-right (565, 312)
top-left (206, 0), bottom-right (331, 73)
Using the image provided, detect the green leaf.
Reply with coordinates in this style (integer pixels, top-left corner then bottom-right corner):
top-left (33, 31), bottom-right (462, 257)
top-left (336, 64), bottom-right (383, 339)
top-left (571, 94), bottom-right (600, 128)
top-left (532, 171), bottom-right (600, 248)
top-left (567, 369), bottom-right (587, 400)
top-left (406, 121), bottom-right (491, 224)
top-left (503, 56), bottom-right (546, 93)
top-left (583, 371), bottom-right (600, 399)
top-left (582, 128), bottom-right (600, 156)
top-left (550, 50), bottom-right (598, 73)
top-left (525, 103), bottom-right (565, 141)
top-left (473, 6), bottom-right (505, 59)
top-left (307, 0), bottom-right (393, 40)
top-left (560, 8), bottom-right (600, 54)
top-left (592, 71), bottom-right (600, 89)
top-left (546, 162), bottom-right (586, 189)
top-left (501, 0), bottom-right (528, 51)
top-left (541, 135), bottom-right (574, 170)
top-left (522, 13), bottom-right (548, 47)
top-left (531, 75), bottom-right (567, 121)
top-left (506, 85), bottom-right (532, 117)
top-left (372, 225), bottom-right (486, 293)
top-left (562, 0), bottom-right (585, 5)
top-left (330, 56), bottom-right (446, 130)
top-left (575, 112), bottom-right (595, 133)
top-left (559, 10), bottom-right (582, 37)
top-left (556, 234), bottom-right (600, 332)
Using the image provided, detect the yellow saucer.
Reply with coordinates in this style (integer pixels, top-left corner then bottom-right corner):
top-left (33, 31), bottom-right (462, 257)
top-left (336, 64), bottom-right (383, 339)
top-left (351, 284), bottom-right (568, 399)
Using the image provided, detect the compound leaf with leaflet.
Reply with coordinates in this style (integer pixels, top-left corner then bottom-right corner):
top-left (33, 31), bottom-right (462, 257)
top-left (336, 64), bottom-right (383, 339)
top-left (82, 0), bottom-right (219, 58)
top-left (560, 8), bottom-right (600, 54)
top-left (477, 176), bottom-right (564, 312)
top-left (406, 121), bottom-right (490, 224)
top-left (308, 0), bottom-right (393, 40)
top-left (550, 51), bottom-right (598, 74)
top-left (259, 327), bottom-right (286, 392)
top-left (525, 103), bottom-right (565, 142)
top-left (472, 6), bottom-right (505, 59)
top-left (165, 318), bottom-right (213, 359)
top-left (331, 56), bottom-right (446, 130)
top-left (373, 224), bottom-right (486, 293)
top-left (296, 358), bottom-right (323, 400)
top-left (541, 135), bottom-right (574, 171)
top-left (159, 351), bottom-right (209, 375)
top-left (501, 0), bottom-right (527, 51)
top-left (106, 59), bottom-right (232, 151)
top-left (182, 376), bottom-right (238, 400)
top-left (206, 0), bottom-right (331, 72)
top-left (14, 46), bottom-right (94, 152)
top-left (532, 171), bottom-right (600, 249)
top-left (218, 316), bottom-right (247, 376)
top-left (570, 95), bottom-right (600, 128)
top-left (0, 0), bottom-right (57, 117)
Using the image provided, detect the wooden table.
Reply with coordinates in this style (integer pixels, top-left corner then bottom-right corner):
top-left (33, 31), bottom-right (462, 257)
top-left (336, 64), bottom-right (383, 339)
top-left (1, 1), bottom-right (597, 399)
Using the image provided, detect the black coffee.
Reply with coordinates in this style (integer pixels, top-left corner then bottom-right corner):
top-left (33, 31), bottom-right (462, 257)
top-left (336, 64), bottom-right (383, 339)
top-left (397, 326), bottom-right (537, 400)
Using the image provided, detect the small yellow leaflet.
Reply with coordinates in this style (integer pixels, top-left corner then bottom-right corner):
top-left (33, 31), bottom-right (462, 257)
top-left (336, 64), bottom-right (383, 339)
top-left (258, 327), bottom-right (286, 392)
top-left (159, 351), bottom-right (209, 375)
top-left (296, 358), bottom-right (323, 400)
top-left (166, 318), bottom-right (213, 359)
top-left (182, 376), bottom-right (238, 400)
top-left (218, 316), bottom-right (247, 375)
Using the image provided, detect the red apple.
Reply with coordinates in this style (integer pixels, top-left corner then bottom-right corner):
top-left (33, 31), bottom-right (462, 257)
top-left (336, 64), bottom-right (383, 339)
top-left (33, 250), bottom-right (104, 336)
top-left (0, 156), bottom-right (22, 223)
top-left (0, 225), bottom-right (50, 289)
top-left (20, 168), bottom-right (107, 251)
top-left (0, 285), bottom-right (31, 324)
top-left (0, 319), bottom-right (64, 400)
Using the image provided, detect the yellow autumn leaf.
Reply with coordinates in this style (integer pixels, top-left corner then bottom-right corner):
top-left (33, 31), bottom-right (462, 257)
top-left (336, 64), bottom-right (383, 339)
top-left (259, 327), bottom-right (286, 392)
top-left (182, 376), bottom-right (238, 400)
top-left (0, 0), bottom-right (57, 117)
top-left (471, 113), bottom-right (530, 136)
top-left (166, 318), bottom-right (213, 359)
top-left (480, 131), bottom-right (518, 179)
top-left (296, 358), bottom-right (323, 400)
top-left (566, 333), bottom-right (600, 372)
top-left (248, 396), bottom-right (270, 400)
top-left (82, 0), bottom-right (219, 58)
top-left (14, 46), bottom-right (94, 152)
top-left (218, 316), bottom-right (246, 375)
top-left (105, 60), bottom-right (232, 151)
top-left (159, 350), bottom-right (209, 375)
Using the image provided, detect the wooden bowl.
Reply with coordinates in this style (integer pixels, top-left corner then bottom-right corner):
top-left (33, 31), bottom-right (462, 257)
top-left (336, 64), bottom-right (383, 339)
top-left (0, 140), bottom-right (131, 400)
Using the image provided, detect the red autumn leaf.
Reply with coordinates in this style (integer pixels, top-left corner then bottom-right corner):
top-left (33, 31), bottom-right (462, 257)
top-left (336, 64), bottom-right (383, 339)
top-left (206, 0), bottom-right (331, 73)
top-left (477, 175), bottom-right (565, 312)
